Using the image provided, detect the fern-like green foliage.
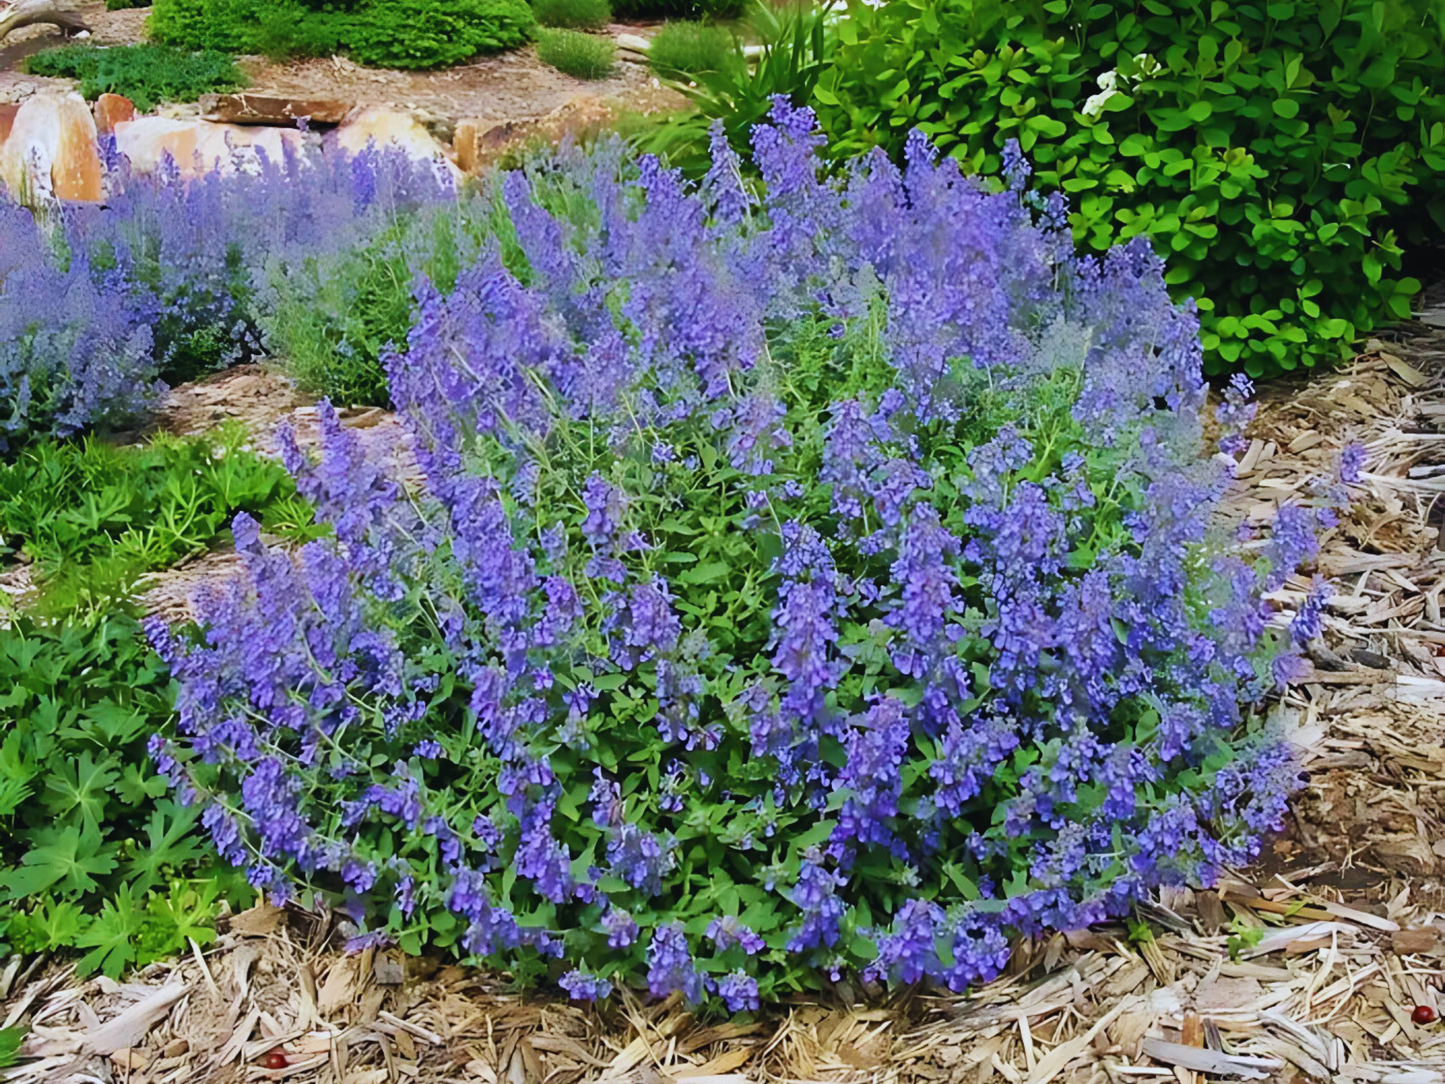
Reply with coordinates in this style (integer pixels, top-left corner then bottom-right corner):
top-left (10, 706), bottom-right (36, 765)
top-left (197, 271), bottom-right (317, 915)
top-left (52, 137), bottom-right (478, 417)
top-left (0, 426), bottom-right (323, 618)
top-left (639, 0), bottom-right (833, 175)
top-left (647, 20), bottom-right (740, 78)
top-left (532, 0), bottom-right (613, 30)
top-left (25, 44), bottom-right (245, 113)
top-left (535, 28), bottom-right (617, 78)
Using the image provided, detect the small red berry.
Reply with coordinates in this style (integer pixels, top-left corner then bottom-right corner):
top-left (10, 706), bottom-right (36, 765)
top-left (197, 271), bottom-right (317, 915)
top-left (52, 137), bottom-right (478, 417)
top-left (262, 1051), bottom-right (288, 1070)
top-left (1413, 1005), bottom-right (1437, 1025)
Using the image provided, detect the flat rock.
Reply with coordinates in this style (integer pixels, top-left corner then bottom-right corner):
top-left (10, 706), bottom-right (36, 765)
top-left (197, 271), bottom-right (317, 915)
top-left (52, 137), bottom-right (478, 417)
top-left (199, 93), bottom-right (352, 127)
top-left (452, 96), bottom-right (620, 175)
top-left (0, 102), bottom-right (16, 148)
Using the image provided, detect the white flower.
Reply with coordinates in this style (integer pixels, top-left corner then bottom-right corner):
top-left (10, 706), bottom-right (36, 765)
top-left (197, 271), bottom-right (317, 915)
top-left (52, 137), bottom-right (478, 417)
top-left (1082, 69), bottom-right (1124, 116)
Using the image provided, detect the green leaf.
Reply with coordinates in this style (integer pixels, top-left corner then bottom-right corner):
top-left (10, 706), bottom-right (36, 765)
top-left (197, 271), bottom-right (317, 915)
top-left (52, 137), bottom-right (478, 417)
top-left (75, 893), bottom-right (144, 978)
top-left (42, 751), bottom-right (117, 833)
top-left (124, 801), bottom-right (207, 895)
top-left (4, 825), bottom-right (117, 901)
top-left (678, 561), bottom-right (730, 585)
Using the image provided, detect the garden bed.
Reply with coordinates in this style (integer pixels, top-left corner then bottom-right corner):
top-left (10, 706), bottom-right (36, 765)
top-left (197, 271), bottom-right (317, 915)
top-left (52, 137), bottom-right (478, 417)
top-left (0, 0), bottom-right (684, 127)
top-left (2, 311), bottom-right (1443, 1083)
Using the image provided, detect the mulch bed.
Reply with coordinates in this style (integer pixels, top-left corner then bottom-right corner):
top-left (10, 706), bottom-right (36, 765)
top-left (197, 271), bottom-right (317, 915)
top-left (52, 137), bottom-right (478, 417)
top-left (5, 314), bottom-right (1445, 1083)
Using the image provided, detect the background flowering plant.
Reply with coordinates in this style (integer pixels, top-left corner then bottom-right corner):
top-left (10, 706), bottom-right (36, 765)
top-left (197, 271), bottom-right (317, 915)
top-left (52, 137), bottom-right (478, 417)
top-left (150, 103), bottom-right (1330, 1006)
top-left (0, 146), bottom-right (456, 448)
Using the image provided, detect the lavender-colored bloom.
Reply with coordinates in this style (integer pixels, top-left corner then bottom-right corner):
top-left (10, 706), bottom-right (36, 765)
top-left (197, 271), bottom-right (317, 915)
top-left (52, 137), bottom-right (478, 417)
top-left (603, 907), bottom-right (639, 948)
top-left (715, 971), bottom-right (760, 1012)
top-left (144, 111), bottom-right (1325, 1006)
top-left (1290, 576), bottom-right (1331, 645)
top-left (648, 923), bottom-right (707, 1004)
top-left (707, 916), bottom-right (766, 955)
top-left (560, 970), bottom-right (613, 1001)
top-left (1339, 442), bottom-right (1367, 484)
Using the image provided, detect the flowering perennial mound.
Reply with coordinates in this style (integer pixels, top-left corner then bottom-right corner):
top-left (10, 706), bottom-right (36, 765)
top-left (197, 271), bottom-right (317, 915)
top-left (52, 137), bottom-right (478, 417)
top-left (151, 103), bottom-right (1337, 1004)
top-left (0, 145), bottom-right (456, 447)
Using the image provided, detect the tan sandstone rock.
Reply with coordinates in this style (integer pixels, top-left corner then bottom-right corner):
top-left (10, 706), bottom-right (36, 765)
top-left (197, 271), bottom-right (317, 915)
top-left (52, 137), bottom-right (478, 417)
top-left (330, 105), bottom-right (461, 180)
top-left (111, 116), bottom-right (307, 178)
top-left (0, 91), bottom-right (102, 201)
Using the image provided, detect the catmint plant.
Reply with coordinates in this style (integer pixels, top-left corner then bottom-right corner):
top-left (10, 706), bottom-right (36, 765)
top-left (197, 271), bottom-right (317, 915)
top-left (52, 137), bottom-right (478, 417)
top-left (0, 143), bottom-right (456, 446)
top-left (151, 101), bottom-right (1340, 1005)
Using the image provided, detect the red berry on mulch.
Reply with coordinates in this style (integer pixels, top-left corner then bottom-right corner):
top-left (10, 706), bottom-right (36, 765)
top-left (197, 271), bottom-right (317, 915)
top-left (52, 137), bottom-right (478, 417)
top-left (1413, 1005), bottom-right (1437, 1025)
top-left (262, 1050), bottom-right (288, 1070)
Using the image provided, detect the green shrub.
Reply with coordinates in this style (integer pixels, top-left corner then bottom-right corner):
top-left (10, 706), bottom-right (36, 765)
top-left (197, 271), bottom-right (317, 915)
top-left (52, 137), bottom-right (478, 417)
top-left (106, 0), bottom-right (151, 10)
top-left (647, 20), bottom-right (739, 77)
top-left (810, 0), bottom-right (1445, 377)
top-left (0, 608), bottom-right (246, 977)
top-left (535, 27), bottom-right (617, 77)
top-left (149, 0), bottom-right (534, 68)
top-left (25, 44), bottom-right (245, 112)
top-left (0, 428), bottom-right (320, 618)
top-left (344, 0), bottom-right (537, 67)
top-left (533, 0), bottom-right (613, 30)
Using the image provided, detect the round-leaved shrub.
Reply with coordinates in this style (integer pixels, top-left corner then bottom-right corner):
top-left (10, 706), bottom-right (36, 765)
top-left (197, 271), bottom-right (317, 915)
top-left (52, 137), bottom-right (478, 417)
top-left (150, 105), bottom-right (1338, 1005)
top-left (811, 0), bottom-right (1445, 378)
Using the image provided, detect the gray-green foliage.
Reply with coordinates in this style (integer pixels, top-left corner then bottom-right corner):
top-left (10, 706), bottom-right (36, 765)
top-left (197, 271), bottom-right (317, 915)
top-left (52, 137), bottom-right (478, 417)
top-left (536, 27), bottom-right (618, 78)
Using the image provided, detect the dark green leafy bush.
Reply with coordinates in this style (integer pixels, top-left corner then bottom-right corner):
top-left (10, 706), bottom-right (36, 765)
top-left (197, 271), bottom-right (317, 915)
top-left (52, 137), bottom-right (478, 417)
top-left (809, 0), bottom-right (1445, 377)
top-left (149, 0), bottom-right (535, 69)
top-left (25, 44), bottom-right (245, 112)
top-left (647, 20), bottom-right (740, 77)
top-left (0, 609), bottom-right (244, 977)
top-left (533, 0), bottom-right (613, 30)
top-left (536, 27), bottom-right (618, 77)
top-left (106, 0), bottom-right (151, 10)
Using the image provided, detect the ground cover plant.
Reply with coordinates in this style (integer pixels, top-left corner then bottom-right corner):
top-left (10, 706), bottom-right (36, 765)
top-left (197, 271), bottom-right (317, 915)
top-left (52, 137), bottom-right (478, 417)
top-left (25, 44), bottom-right (245, 112)
top-left (535, 28), bottom-right (617, 78)
top-left (0, 608), bottom-right (247, 978)
top-left (806, 0), bottom-right (1445, 377)
top-left (532, 0), bottom-right (613, 31)
top-left (148, 0), bottom-right (536, 69)
top-left (147, 104), bottom-right (1345, 1007)
top-left (0, 428), bottom-right (320, 617)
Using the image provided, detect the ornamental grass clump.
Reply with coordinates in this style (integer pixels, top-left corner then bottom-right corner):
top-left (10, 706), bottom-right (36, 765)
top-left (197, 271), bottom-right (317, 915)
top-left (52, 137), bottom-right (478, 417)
top-left (150, 102), bottom-right (1342, 1005)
